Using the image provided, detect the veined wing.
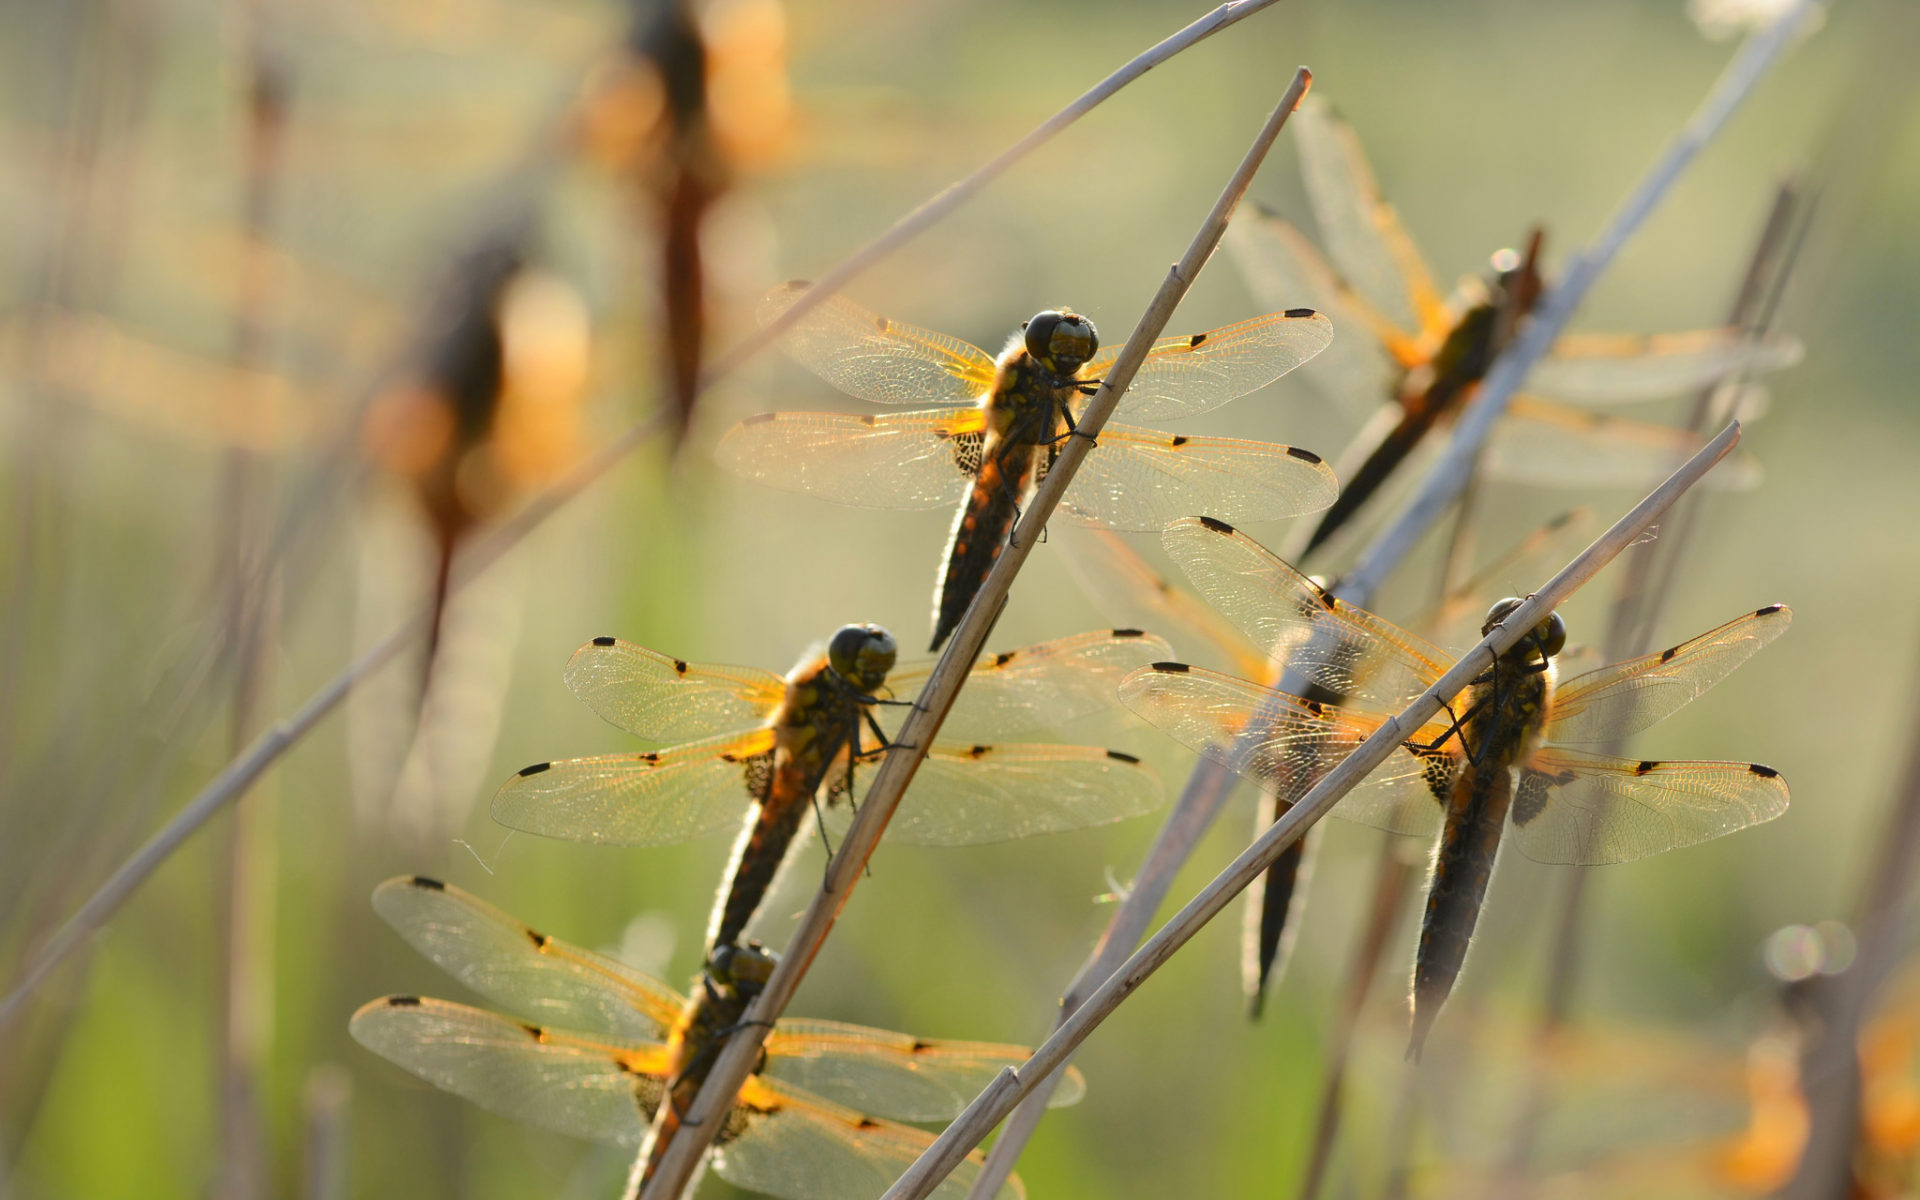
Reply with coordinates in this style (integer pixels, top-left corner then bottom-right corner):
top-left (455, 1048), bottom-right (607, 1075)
top-left (758, 282), bottom-right (998, 406)
top-left (370, 876), bottom-right (683, 1039)
top-left (1486, 398), bottom-right (1763, 491)
top-left (881, 629), bottom-right (1173, 740)
top-left (491, 728), bottom-right (775, 846)
top-left (715, 409), bottom-right (983, 509)
top-left (1058, 428), bottom-right (1338, 531)
top-left (1416, 507), bottom-right (1594, 650)
top-left (563, 637), bottom-right (785, 742)
top-left (1547, 605), bottom-right (1791, 745)
top-left (1081, 309), bottom-right (1333, 422)
top-left (718, 1076), bottom-right (1023, 1200)
top-left (1511, 748), bottom-right (1789, 865)
top-left (763, 1018), bottom-right (1085, 1121)
top-left (1118, 662), bottom-right (1448, 839)
top-left (1161, 516), bottom-right (1452, 711)
top-left (1051, 525), bottom-right (1271, 681)
top-left (1293, 98), bottom-right (1446, 339)
top-left (349, 996), bottom-right (660, 1147)
top-left (828, 743), bottom-right (1162, 847)
top-left (1530, 330), bottom-right (1803, 403)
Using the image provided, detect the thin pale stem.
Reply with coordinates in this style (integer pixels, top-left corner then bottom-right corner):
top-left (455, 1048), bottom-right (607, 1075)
top-left (636, 68), bottom-right (1317, 1200)
top-left (878, 424), bottom-right (1743, 1200)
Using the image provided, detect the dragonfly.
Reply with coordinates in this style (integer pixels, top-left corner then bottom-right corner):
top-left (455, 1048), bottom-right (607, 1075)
top-left (1054, 508), bottom-right (1593, 1018)
top-left (716, 281), bottom-right (1340, 649)
top-left (492, 624), bottom-right (1167, 957)
top-left (1225, 98), bottom-right (1800, 560)
top-left (1117, 516), bottom-right (1791, 1055)
top-left (350, 876), bottom-right (1073, 1200)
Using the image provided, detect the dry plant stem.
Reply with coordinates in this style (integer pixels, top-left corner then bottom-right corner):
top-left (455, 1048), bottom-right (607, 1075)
top-left (636, 68), bottom-right (1317, 1200)
top-left (877, 424), bottom-right (1743, 1200)
top-left (0, 0), bottom-right (1275, 1027)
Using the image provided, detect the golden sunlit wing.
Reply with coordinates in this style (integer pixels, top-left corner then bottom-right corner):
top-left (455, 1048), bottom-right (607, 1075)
top-left (1486, 398), bottom-right (1763, 490)
top-left (1057, 427), bottom-right (1340, 530)
top-left (829, 743), bottom-right (1163, 847)
top-left (1051, 525), bottom-right (1271, 680)
top-left (349, 996), bottom-right (660, 1147)
top-left (1530, 330), bottom-right (1803, 403)
top-left (1293, 99), bottom-right (1447, 338)
top-left (880, 629), bottom-right (1173, 740)
top-left (1118, 661), bottom-right (1449, 838)
top-left (719, 1076), bottom-right (1023, 1200)
top-left (1511, 749), bottom-right (1789, 865)
top-left (370, 876), bottom-right (684, 1037)
top-left (1161, 516), bottom-right (1452, 711)
top-left (758, 282), bottom-right (999, 406)
top-left (1546, 605), bottom-right (1792, 745)
top-left (490, 728), bottom-right (776, 846)
top-left (714, 409), bottom-right (984, 509)
top-left (763, 1018), bottom-right (1085, 1120)
top-left (562, 637), bottom-right (786, 742)
top-left (1081, 309), bottom-right (1334, 422)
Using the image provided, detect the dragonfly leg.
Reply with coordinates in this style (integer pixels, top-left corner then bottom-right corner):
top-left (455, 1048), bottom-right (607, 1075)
top-left (864, 710), bottom-right (912, 753)
top-left (1407, 696), bottom-right (1486, 756)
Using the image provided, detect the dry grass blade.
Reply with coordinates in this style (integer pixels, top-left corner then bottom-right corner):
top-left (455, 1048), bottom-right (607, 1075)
top-left (634, 67), bottom-right (1317, 1200)
top-left (876, 422), bottom-right (1743, 1200)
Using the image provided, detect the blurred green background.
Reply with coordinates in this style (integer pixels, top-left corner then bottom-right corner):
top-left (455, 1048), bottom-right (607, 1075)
top-left (2, 0), bottom-right (1917, 1197)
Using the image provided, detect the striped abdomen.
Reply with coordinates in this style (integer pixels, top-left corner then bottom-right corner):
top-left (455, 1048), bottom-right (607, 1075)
top-left (929, 435), bottom-right (1036, 650)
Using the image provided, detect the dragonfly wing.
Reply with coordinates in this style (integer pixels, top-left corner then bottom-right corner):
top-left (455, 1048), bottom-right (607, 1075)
top-left (1417, 507), bottom-right (1594, 649)
top-left (349, 996), bottom-right (659, 1148)
top-left (1486, 398), bottom-right (1763, 490)
top-left (763, 1018), bottom-right (1084, 1122)
top-left (369, 876), bottom-right (681, 1038)
top-left (563, 637), bottom-right (785, 741)
top-left (1530, 330), bottom-right (1803, 403)
top-left (1118, 662), bottom-right (1448, 838)
top-left (883, 629), bottom-right (1174, 740)
top-left (1057, 426), bottom-right (1338, 531)
top-left (715, 409), bottom-right (984, 510)
top-left (1160, 516), bottom-right (1452, 710)
top-left (490, 729), bottom-right (774, 846)
top-left (1511, 748), bottom-right (1789, 865)
top-left (717, 1077), bottom-right (1023, 1200)
top-left (1547, 605), bottom-right (1791, 745)
top-left (758, 281), bottom-right (998, 405)
top-left (1082, 310), bottom-right (1333, 422)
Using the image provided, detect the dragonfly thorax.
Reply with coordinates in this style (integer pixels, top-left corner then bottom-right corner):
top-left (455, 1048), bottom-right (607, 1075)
top-left (1021, 309), bottom-right (1098, 379)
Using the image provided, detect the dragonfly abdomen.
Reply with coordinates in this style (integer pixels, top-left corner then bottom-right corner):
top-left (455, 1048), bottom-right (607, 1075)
top-left (1409, 761), bottom-right (1513, 1059)
top-left (930, 438), bottom-right (1034, 650)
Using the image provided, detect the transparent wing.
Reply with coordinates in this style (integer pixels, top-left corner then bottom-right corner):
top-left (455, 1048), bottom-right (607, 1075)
top-left (1547, 605), bottom-right (1791, 745)
top-left (717, 1077), bottom-right (1023, 1200)
top-left (1485, 398), bottom-right (1763, 491)
top-left (1530, 330), bottom-right (1803, 404)
top-left (1081, 310), bottom-right (1334, 422)
top-left (349, 996), bottom-right (659, 1148)
top-left (715, 409), bottom-right (984, 509)
top-left (828, 743), bottom-right (1163, 847)
top-left (562, 637), bottom-right (785, 742)
top-left (763, 1018), bottom-right (1084, 1122)
top-left (758, 282), bottom-right (999, 406)
top-left (490, 729), bottom-right (775, 846)
top-left (1510, 748), bottom-right (1789, 865)
top-left (1414, 507), bottom-right (1595, 650)
top-left (1118, 662), bottom-right (1448, 839)
top-left (1161, 516), bottom-right (1452, 710)
top-left (369, 876), bottom-right (683, 1038)
top-left (1057, 427), bottom-right (1339, 531)
top-left (1293, 98), bottom-right (1445, 337)
top-left (880, 629), bottom-right (1174, 740)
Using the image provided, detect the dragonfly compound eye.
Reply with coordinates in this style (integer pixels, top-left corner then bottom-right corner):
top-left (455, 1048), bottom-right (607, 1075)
top-left (1539, 612), bottom-right (1568, 658)
top-left (1482, 597), bottom-right (1525, 634)
top-left (828, 623), bottom-right (898, 687)
top-left (1023, 309), bottom-right (1098, 372)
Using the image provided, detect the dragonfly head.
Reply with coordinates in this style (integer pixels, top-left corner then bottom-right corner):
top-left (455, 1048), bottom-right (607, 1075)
top-left (708, 941), bottom-right (779, 998)
top-left (1483, 597), bottom-right (1566, 662)
top-left (1022, 309), bottom-right (1098, 376)
top-left (828, 623), bottom-right (898, 691)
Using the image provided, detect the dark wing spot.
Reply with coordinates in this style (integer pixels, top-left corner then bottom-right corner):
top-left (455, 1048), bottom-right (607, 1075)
top-left (859, 413), bottom-right (880, 426)
top-left (858, 1118), bottom-right (881, 1130)
top-left (874, 315), bottom-right (890, 333)
top-left (1635, 760), bottom-right (1658, 776)
top-left (526, 928), bottom-right (551, 949)
top-left (967, 745), bottom-right (991, 758)
top-left (639, 752), bottom-right (661, 764)
top-left (518, 762), bottom-right (552, 777)
top-left (1151, 662), bottom-right (1189, 673)
top-left (910, 1039), bottom-right (933, 1052)
top-left (1197, 515), bottom-right (1235, 534)
top-left (389, 995), bottom-right (423, 1007)
top-left (592, 636), bottom-right (617, 647)
top-left (614, 1059), bottom-right (641, 1076)
top-left (522, 1023), bottom-right (549, 1042)
top-left (993, 651), bottom-right (1016, 667)
top-left (1757, 604), bottom-right (1785, 616)
top-left (1660, 647), bottom-right (1678, 663)
top-left (744, 412), bottom-right (777, 426)
top-left (1285, 307), bottom-right (1318, 319)
top-left (1113, 628), bottom-right (1145, 638)
top-left (1169, 435), bottom-right (1189, 447)
top-left (674, 660), bottom-right (690, 674)
top-left (1188, 333), bottom-right (1208, 348)
top-left (1750, 763), bottom-right (1781, 779)
top-left (409, 875), bottom-right (446, 890)
top-left (1106, 750), bottom-right (1141, 764)
top-left (1303, 699), bottom-right (1323, 715)
top-left (1285, 446), bottom-right (1323, 464)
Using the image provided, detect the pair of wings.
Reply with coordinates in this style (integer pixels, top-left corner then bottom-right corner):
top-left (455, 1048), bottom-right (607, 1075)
top-left (350, 876), bottom-right (1080, 1198)
top-left (491, 630), bottom-right (1168, 848)
top-left (716, 283), bottom-right (1340, 530)
top-left (1117, 518), bottom-right (1792, 866)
